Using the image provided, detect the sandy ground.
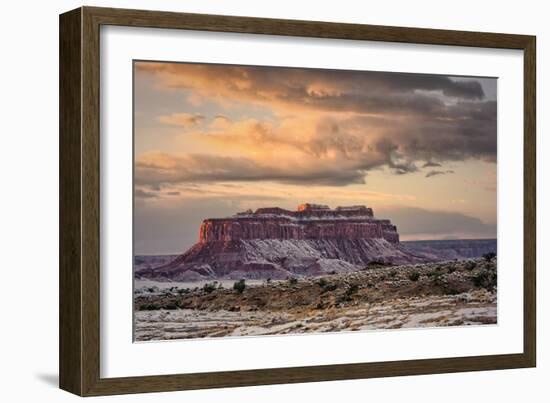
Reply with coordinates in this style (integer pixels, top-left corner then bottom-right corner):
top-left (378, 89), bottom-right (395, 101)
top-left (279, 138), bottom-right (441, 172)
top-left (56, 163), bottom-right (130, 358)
top-left (135, 289), bottom-right (496, 341)
top-left (134, 257), bottom-right (497, 341)
top-left (135, 278), bottom-right (267, 291)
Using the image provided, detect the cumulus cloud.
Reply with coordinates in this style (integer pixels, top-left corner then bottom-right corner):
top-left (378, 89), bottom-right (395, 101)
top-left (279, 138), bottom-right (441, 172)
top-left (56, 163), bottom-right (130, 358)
top-left (135, 62), bottom-right (496, 188)
top-left (135, 63), bottom-right (491, 125)
top-left (135, 107), bottom-right (493, 187)
top-left (135, 151), bottom-right (369, 186)
top-left (133, 62), bottom-right (497, 252)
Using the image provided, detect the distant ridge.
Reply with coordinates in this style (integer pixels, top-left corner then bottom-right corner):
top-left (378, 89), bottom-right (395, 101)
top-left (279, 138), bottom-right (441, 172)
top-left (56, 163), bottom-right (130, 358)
top-left (402, 239), bottom-right (497, 260)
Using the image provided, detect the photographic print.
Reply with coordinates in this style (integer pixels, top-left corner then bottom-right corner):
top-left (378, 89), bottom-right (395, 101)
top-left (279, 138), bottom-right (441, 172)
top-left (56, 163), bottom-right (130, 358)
top-left (133, 61), bottom-right (497, 342)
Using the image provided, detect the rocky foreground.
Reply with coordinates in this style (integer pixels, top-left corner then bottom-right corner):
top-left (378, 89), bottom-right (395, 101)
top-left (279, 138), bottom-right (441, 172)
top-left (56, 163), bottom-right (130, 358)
top-left (134, 256), bottom-right (497, 341)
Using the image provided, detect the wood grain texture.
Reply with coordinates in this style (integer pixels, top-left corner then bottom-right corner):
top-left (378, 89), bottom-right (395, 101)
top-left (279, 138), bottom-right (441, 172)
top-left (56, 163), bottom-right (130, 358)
top-left (59, 6), bottom-right (537, 396)
top-left (86, 6), bottom-right (532, 49)
top-left (523, 38), bottom-right (536, 367)
top-left (81, 6), bottom-right (102, 396)
top-left (59, 8), bottom-right (82, 396)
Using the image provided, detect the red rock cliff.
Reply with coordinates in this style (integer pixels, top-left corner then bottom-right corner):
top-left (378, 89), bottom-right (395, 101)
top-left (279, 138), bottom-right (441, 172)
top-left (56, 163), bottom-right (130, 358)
top-left (134, 204), bottom-right (437, 281)
top-left (198, 204), bottom-right (399, 243)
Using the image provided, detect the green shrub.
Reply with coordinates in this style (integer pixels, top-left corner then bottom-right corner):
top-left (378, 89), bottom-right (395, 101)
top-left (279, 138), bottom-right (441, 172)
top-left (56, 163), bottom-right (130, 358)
top-left (202, 282), bottom-right (217, 294)
top-left (346, 283), bottom-right (359, 296)
top-left (322, 283), bottom-right (338, 292)
top-left (138, 304), bottom-right (160, 311)
top-left (464, 261), bottom-right (477, 271)
top-left (337, 283), bottom-right (359, 303)
top-left (483, 252), bottom-right (497, 262)
top-left (288, 277), bottom-right (298, 285)
top-left (316, 278), bottom-right (327, 288)
top-left (473, 269), bottom-right (497, 290)
top-left (428, 270), bottom-right (444, 285)
top-left (233, 279), bottom-right (246, 293)
top-left (389, 269), bottom-right (398, 278)
top-left (408, 271), bottom-right (420, 282)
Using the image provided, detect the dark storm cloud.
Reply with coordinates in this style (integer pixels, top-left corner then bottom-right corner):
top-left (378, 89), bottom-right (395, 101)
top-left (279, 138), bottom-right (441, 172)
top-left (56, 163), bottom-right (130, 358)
top-left (375, 138), bottom-right (419, 175)
top-left (349, 71), bottom-right (485, 100)
top-left (136, 62), bottom-right (490, 122)
top-left (136, 62), bottom-right (486, 104)
top-left (135, 62), bottom-right (497, 187)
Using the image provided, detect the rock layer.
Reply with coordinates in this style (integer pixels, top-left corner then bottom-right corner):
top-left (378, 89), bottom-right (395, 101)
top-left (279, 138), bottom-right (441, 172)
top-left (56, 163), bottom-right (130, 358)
top-left (136, 204), bottom-right (428, 280)
top-left (199, 204), bottom-right (399, 243)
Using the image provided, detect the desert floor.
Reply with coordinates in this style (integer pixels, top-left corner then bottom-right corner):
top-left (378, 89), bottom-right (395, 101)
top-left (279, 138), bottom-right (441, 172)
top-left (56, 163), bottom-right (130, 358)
top-left (134, 257), bottom-right (497, 341)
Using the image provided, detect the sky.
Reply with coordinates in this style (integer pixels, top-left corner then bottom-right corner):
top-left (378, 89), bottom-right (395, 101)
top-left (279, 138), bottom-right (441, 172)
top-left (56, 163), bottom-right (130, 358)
top-left (134, 61), bottom-right (497, 255)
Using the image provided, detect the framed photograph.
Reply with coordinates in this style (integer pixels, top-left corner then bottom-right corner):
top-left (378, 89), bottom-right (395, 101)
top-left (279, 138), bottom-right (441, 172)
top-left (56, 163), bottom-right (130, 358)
top-left (59, 6), bottom-right (536, 396)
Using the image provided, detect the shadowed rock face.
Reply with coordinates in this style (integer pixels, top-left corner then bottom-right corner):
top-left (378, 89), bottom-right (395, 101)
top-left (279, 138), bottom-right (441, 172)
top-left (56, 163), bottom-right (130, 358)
top-left (199, 218), bottom-right (399, 243)
top-left (135, 204), bottom-right (429, 281)
top-left (198, 204), bottom-right (398, 243)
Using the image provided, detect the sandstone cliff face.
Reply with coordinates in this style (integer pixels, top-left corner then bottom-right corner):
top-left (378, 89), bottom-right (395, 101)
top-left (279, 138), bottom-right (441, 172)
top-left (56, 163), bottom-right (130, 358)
top-left (136, 204), bottom-right (424, 281)
top-left (198, 205), bottom-right (397, 243)
top-left (199, 218), bottom-right (399, 243)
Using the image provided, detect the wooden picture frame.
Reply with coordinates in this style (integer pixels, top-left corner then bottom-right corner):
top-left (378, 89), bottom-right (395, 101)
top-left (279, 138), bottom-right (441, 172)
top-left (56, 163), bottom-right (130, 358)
top-left (59, 6), bottom-right (536, 396)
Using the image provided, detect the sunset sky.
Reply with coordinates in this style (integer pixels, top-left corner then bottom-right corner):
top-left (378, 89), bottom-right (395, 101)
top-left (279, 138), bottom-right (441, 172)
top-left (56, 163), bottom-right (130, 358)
top-left (134, 61), bottom-right (497, 255)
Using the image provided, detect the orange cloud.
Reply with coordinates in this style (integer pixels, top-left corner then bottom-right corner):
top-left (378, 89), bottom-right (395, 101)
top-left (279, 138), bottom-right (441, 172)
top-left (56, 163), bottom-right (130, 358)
top-left (133, 62), bottom-right (497, 252)
top-left (158, 112), bottom-right (205, 127)
top-left (134, 149), bottom-right (373, 188)
top-left (137, 61), bottom-right (497, 166)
